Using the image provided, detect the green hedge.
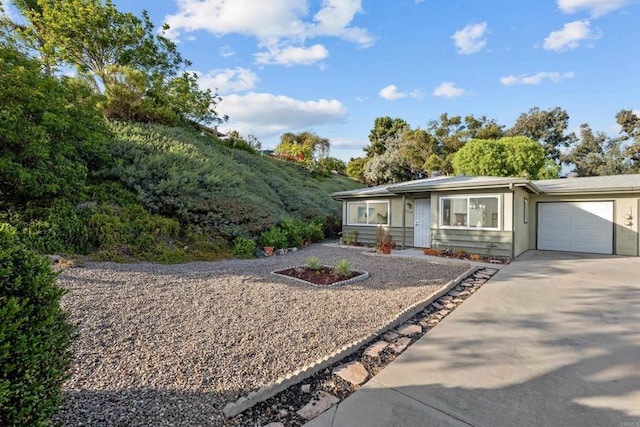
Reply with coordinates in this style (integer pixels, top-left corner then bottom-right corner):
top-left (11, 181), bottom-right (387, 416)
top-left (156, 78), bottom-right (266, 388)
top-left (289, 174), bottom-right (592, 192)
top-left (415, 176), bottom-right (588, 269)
top-left (0, 224), bottom-right (76, 426)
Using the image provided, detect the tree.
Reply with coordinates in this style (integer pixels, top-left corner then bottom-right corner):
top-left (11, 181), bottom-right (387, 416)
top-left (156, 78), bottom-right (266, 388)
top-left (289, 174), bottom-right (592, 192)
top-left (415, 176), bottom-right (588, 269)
top-left (6, 0), bottom-right (222, 125)
top-left (275, 131), bottom-right (330, 166)
top-left (507, 107), bottom-right (576, 162)
top-left (364, 116), bottom-right (408, 157)
top-left (346, 157), bottom-right (369, 183)
top-left (563, 123), bottom-right (629, 176)
top-left (364, 149), bottom-right (412, 184)
top-left (0, 41), bottom-right (110, 207)
top-left (426, 113), bottom-right (504, 174)
top-left (397, 128), bottom-right (438, 178)
top-left (452, 137), bottom-right (548, 178)
top-left (617, 109), bottom-right (640, 170)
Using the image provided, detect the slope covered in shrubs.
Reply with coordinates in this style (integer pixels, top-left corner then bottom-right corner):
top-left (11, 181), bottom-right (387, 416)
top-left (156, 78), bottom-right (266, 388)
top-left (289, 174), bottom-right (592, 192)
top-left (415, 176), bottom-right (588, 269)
top-left (104, 122), bottom-right (361, 239)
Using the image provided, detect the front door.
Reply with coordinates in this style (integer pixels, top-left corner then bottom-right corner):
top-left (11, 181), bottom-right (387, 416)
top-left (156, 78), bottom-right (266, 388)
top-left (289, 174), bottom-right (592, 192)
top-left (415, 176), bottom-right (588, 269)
top-left (414, 198), bottom-right (431, 248)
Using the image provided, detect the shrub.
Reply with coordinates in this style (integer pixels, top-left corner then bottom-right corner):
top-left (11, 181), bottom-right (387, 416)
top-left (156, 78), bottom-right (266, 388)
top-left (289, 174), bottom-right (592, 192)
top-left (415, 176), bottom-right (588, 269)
top-left (232, 237), bottom-right (256, 259)
top-left (259, 227), bottom-right (288, 249)
top-left (0, 224), bottom-right (76, 425)
top-left (279, 219), bottom-right (307, 248)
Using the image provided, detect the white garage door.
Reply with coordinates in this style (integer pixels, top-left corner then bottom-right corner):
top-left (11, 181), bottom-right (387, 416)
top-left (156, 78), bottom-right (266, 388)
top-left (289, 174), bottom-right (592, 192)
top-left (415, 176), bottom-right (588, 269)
top-left (538, 202), bottom-right (613, 254)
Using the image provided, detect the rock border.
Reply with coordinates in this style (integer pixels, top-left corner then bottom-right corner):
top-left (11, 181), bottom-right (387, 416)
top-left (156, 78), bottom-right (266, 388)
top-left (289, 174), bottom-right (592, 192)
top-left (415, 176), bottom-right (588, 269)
top-left (270, 266), bottom-right (370, 287)
top-left (223, 265), bottom-right (477, 418)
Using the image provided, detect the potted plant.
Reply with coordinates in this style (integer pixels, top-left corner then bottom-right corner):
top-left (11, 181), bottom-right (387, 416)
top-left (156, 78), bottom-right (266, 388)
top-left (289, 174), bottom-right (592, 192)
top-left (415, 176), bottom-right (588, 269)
top-left (260, 227), bottom-right (287, 256)
top-left (376, 226), bottom-right (393, 255)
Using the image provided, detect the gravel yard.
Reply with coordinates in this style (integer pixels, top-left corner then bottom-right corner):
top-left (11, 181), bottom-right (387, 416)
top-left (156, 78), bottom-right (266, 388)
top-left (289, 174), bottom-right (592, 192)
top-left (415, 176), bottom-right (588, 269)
top-left (54, 244), bottom-right (469, 426)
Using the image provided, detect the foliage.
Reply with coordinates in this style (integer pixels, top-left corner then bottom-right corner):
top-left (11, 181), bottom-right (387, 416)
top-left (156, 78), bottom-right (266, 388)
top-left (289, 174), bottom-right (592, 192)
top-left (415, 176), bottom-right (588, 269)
top-left (562, 123), bottom-right (630, 176)
top-left (105, 122), bottom-right (361, 239)
top-left (617, 110), bottom-right (640, 171)
top-left (8, 0), bottom-right (222, 126)
top-left (232, 237), bottom-right (256, 259)
top-left (364, 147), bottom-right (412, 184)
top-left (375, 226), bottom-right (393, 247)
top-left (333, 259), bottom-right (353, 277)
top-left (506, 107), bottom-right (576, 163)
top-left (346, 157), bottom-right (369, 183)
top-left (320, 215), bottom-right (342, 239)
top-left (315, 157), bottom-right (347, 176)
top-left (305, 256), bottom-right (322, 270)
top-left (259, 227), bottom-right (288, 249)
top-left (365, 116), bottom-right (408, 157)
top-left (0, 41), bottom-right (110, 207)
top-left (275, 131), bottom-right (330, 166)
top-left (0, 224), bottom-right (76, 426)
top-left (221, 130), bottom-right (261, 154)
top-left (453, 137), bottom-right (548, 178)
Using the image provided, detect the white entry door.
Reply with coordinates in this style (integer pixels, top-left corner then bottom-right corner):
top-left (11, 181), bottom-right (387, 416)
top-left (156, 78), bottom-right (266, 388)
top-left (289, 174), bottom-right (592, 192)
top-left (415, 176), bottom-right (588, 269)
top-left (414, 198), bottom-right (431, 248)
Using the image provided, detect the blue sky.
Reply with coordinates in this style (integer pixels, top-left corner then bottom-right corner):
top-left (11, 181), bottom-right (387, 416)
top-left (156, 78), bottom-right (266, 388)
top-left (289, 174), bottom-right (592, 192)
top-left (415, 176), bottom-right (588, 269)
top-left (8, 0), bottom-right (640, 162)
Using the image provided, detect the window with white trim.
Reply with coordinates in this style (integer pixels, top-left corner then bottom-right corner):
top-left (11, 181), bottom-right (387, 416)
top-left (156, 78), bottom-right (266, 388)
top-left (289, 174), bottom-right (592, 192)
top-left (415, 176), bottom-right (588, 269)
top-left (347, 200), bottom-right (389, 226)
top-left (440, 195), bottom-right (500, 229)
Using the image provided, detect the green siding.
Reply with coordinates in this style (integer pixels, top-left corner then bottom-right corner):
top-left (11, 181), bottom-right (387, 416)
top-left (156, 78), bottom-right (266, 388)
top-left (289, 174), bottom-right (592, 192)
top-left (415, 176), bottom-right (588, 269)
top-left (342, 225), bottom-right (414, 248)
top-left (431, 229), bottom-right (512, 258)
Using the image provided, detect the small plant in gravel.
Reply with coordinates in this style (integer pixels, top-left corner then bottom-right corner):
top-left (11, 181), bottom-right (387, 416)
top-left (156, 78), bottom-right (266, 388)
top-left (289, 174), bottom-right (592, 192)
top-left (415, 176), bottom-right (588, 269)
top-left (333, 259), bottom-right (353, 277)
top-left (232, 237), bottom-right (256, 258)
top-left (305, 256), bottom-right (322, 270)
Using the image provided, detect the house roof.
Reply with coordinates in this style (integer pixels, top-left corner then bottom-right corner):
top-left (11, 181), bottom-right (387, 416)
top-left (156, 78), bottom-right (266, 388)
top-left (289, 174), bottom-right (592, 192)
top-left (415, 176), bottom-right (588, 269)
top-left (332, 174), bottom-right (640, 199)
top-left (533, 174), bottom-right (640, 195)
top-left (332, 175), bottom-right (541, 199)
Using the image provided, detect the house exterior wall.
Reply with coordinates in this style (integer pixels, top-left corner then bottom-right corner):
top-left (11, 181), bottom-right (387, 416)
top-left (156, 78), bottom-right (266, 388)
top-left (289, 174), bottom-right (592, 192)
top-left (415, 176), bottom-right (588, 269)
top-left (513, 187), bottom-right (530, 257)
top-left (529, 194), bottom-right (640, 256)
top-left (429, 190), bottom-right (514, 258)
top-left (341, 196), bottom-right (414, 247)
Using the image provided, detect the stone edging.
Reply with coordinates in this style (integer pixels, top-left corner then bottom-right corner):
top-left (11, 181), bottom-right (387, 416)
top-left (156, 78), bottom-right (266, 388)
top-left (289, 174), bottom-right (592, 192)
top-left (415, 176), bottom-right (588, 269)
top-left (223, 264), bottom-right (478, 418)
top-left (270, 266), bottom-right (370, 287)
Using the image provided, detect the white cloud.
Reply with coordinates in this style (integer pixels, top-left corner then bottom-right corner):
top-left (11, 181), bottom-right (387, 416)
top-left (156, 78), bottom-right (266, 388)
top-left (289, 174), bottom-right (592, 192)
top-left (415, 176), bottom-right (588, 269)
top-left (543, 20), bottom-right (598, 51)
top-left (379, 84), bottom-right (421, 100)
top-left (164, 0), bottom-right (372, 66)
top-left (451, 22), bottom-right (488, 54)
top-left (432, 82), bottom-right (465, 98)
top-left (219, 46), bottom-right (236, 58)
top-left (330, 137), bottom-right (368, 150)
top-left (198, 67), bottom-right (259, 94)
top-left (217, 92), bottom-right (348, 138)
top-left (500, 71), bottom-right (576, 85)
top-left (255, 44), bottom-right (329, 66)
top-left (557, 0), bottom-right (632, 17)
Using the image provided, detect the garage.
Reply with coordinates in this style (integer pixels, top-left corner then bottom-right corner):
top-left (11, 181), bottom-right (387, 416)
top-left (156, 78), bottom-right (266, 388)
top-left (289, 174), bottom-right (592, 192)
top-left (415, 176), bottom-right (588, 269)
top-left (537, 202), bottom-right (614, 254)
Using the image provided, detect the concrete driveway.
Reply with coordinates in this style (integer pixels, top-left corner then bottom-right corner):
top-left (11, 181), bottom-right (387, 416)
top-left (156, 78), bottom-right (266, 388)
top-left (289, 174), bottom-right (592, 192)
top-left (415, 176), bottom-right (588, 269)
top-left (306, 250), bottom-right (640, 427)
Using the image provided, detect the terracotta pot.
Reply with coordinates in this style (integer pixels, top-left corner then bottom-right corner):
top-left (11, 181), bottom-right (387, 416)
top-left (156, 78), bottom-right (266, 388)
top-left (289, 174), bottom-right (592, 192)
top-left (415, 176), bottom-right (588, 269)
top-left (381, 244), bottom-right (392, 255)
top-left (263, 246), bottom-right (274, 256)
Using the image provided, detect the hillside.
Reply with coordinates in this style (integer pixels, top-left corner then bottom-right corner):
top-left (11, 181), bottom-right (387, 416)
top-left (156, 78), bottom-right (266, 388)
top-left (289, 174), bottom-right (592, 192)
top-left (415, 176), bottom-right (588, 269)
top-left (105, 122), bottom-right (362, 237)
top-left (4, 121), bottom-right (362, 262)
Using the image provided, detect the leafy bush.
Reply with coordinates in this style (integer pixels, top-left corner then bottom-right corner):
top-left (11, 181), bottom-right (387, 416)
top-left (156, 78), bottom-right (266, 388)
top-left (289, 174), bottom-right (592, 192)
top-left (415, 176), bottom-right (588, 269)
top-left (0, 42), bottom-right (110, 208)
top-left (319, 215), bottom-right (341, 239)
top-left (0, 224), bottom-right (76, 425)
top-left (232, 237), bottom-right (256, 259)
top-left (280, 219), bottom-right (307, 247)
top-left (260, 227), bottom-right (288, 249)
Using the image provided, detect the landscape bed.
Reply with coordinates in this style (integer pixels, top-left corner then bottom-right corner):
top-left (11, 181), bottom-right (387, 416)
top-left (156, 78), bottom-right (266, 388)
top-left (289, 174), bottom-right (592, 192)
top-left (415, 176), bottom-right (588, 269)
top-left (54, 244), bottom-right (469, 426)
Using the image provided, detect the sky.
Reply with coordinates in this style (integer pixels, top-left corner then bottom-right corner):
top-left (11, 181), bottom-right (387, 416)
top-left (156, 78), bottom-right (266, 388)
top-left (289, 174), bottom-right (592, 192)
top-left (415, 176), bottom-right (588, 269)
top-left (7, 0), bottom-right (640, 162)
